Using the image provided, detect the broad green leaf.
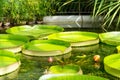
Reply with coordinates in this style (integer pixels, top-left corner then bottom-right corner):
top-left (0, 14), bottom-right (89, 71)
top-left (48, 31), bottom-right (98, 43)
top-left (0, 34), bottom-right (29, 48)
top-left (23, 40), bottom-right (70, 52)
top-left (6, 25), bottom-right (64, 38)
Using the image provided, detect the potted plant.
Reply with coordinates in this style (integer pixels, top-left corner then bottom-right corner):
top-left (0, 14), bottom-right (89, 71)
top-left (2, 0), bottom-right (21, 26)
top-left (1, 0), bottom-right (51, 26)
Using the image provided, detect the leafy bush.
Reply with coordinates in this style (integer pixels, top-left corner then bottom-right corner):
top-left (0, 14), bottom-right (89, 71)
top-left (0, 0), bottom-right (57, 25)
top-left (0, 0), bottom-right (77, 25)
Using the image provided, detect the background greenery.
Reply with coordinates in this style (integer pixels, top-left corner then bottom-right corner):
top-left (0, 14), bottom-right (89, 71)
top-left (0, 0), bottom-right (90, 25)
top-left (0, 0), bottom-right (58, 25)
top-left (0, 0), bottom-right (119, 31)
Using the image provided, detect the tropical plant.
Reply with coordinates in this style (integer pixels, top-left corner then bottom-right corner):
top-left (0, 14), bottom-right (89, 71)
top-left (39, 0), bottom-right (74, 15)
top-left (92, 0), bottom-right (120, 31)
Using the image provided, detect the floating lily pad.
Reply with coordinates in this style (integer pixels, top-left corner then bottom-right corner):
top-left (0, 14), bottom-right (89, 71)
top-left (22, 40), bottom-right (72, 56)
top-left (0, 50), bottom-right (20, 75)
top-left (104, 53), bottom-right (120, 78)
top-left (6, 25), bottom-right (64, 38)
top-left (99, 32), bottom-right (120, 46)
top-left (39, 74), bottom-right (108, 80)
top-left (0, 34), bottom-right (29, 53)
top-left (48, 64), bottom-right (82, 74)
top-left (48, 31), bottom-right (99, 47)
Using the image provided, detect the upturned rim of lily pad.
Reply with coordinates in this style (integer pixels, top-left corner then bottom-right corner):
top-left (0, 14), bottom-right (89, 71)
top-left (99, 31), bottom-right (120, 46)
top-left (104, 53), bottom-right (120, 78)
top-left (48, 31), bottom-right (99, 47)
top-left (0, 50), bottom-right (21, 75)
top-left (48, 64), bottom-right (82, 74)
top-left (6, 25), bottom-right (64, 38)
top-left (22, 39), bottom-right (72, 56)
top-left (0, 68), bottom-right (19, 80)
top-left (39, 74), bottom-right (108, 80)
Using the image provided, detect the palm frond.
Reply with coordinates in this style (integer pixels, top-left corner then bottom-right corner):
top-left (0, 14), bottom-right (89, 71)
top-left (58, 0), bottom-right (74, 11)
top-left (93, 0), bottom-right (98, 17)
top-left (116, 14), bottom-right (120, 30)
top-left (108, 6), bottom-right (120, 27)
top-left (104, 2), bottom-right (119, 19)
top-left (95, 0), bottom-right (104, 16)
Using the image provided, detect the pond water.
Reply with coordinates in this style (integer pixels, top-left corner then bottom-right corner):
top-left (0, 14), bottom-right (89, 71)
top-left (0, 28), bottom-right (120, 80)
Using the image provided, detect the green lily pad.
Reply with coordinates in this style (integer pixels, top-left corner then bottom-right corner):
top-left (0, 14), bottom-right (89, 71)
top-left (104, 53), bottom-right (120, 78)
top-left (0, 50), bottom-right (20, 75)
top-left (6, 25), bottom-right (64, 38)
top-left (48, 64), bottom-right (81, 74)
top-left (22, 40), bottom-right (72, 56)
top-left (0, 39), bottom-right (24, 49)
top-left (39, 74), bottom-right (108, 80)
top-left (0, 34), bottom-right (29, 53)
top-left (99, 32), bottom-right (120, 46)
top-left (48, 31), bottom-right (99, 47)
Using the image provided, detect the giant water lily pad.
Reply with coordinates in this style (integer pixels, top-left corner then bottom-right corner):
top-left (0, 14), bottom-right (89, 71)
top-left (6, 25), bottom-right (64, 38)
top-left (22, 40), bottom-right (72, 56)
top-left (39, 74), bottom-right (108, 80)
top-left (48, 64), bottom-right (82, 74)
top-left (0, 50), bottom-right (20, 75)
top-left (48, 31), bottom-right (99, 47)
top-left (99, 32), bottom-right (120, 46)
top-left (0, 34), bottom-right (29, 53)
top-left (104, 53), bottom-right (120, 78)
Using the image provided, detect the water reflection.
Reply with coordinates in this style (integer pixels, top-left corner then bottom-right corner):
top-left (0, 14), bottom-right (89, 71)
top-left (72, 44), bottom-right (99, 52)
top-left (22, 52), bottom-right (71, 62)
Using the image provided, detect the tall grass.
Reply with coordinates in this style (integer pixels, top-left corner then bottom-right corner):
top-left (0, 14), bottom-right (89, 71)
top-left (93, 0), bottom-right (120, 31)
